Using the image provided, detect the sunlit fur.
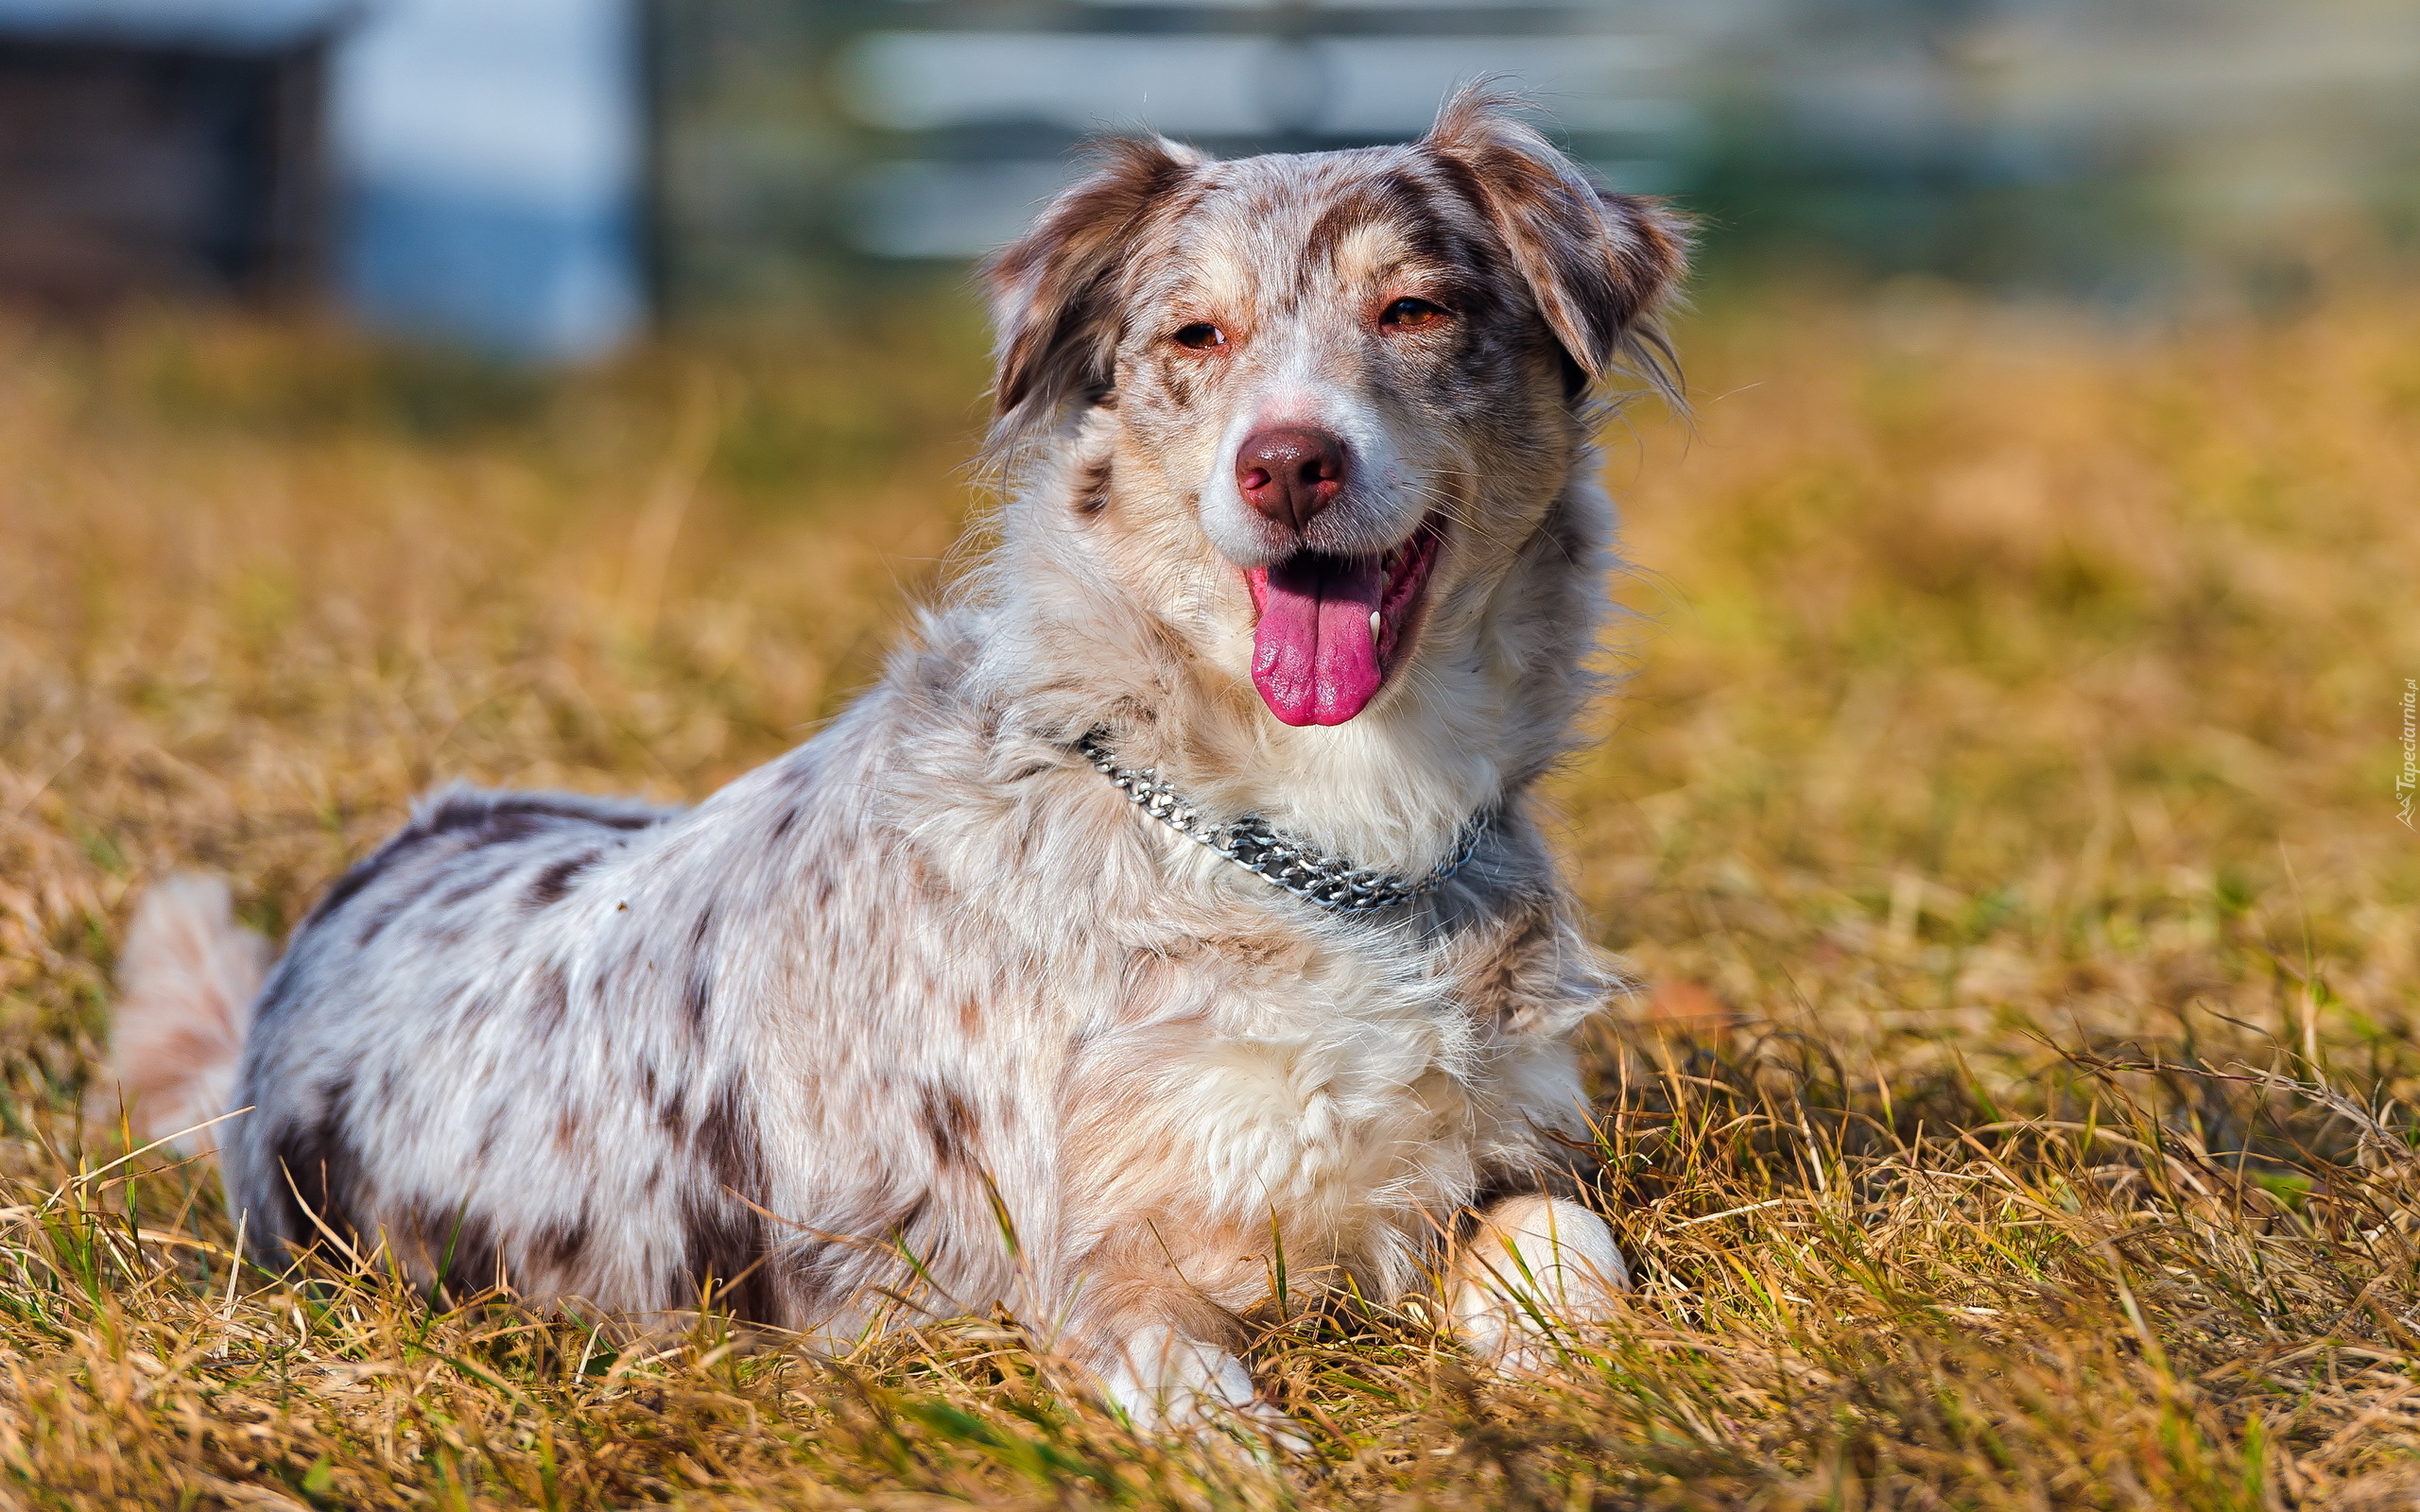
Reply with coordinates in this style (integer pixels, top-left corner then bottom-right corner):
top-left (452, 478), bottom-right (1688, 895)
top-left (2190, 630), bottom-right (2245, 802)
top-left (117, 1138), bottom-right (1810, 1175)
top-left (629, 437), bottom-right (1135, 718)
top-left (103, 93), bottom-right (1684, 1435)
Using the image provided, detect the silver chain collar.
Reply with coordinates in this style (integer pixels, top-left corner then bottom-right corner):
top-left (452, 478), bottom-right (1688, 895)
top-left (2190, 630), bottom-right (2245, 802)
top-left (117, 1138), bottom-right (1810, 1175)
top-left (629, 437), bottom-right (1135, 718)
top-left (1075, 730), bottom-right (1485, 914)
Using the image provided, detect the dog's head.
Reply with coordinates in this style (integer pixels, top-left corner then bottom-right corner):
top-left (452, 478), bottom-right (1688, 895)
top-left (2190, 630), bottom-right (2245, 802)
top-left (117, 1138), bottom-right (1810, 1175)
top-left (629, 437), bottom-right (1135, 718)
top-left (985, 93), bottom-right (1684, 731)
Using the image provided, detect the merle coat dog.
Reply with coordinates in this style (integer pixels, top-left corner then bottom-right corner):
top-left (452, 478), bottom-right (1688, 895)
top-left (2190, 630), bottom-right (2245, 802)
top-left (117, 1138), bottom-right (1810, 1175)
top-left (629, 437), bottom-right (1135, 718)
top-left (106, 92), bottom-right (1685, 1435)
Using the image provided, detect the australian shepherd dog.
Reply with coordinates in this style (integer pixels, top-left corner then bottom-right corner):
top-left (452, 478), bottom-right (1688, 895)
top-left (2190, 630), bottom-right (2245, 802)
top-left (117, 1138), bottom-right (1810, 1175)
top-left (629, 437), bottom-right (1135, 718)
top-left (104, 91), bottom-right (1685, 1438)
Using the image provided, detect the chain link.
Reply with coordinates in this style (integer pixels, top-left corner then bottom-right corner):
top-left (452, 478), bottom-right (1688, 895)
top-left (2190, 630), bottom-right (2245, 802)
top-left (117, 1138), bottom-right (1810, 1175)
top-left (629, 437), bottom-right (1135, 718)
top-left (1075, 730), bottom-right (1483, 914)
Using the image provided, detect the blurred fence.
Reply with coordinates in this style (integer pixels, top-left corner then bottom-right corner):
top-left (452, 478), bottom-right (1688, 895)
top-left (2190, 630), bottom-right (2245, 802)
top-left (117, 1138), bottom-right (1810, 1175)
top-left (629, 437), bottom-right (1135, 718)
top-left (651, 0), bottom-right (1712, 302)
top-left (825, 4), bottom-right (1694, 257)
top-left (656, 0), bottom-right (2420, 309)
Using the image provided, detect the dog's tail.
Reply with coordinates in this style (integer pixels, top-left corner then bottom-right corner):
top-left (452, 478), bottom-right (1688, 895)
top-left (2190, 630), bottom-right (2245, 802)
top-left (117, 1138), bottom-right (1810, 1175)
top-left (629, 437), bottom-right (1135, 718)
top-left (95, 873), bottom-right (270, 1159)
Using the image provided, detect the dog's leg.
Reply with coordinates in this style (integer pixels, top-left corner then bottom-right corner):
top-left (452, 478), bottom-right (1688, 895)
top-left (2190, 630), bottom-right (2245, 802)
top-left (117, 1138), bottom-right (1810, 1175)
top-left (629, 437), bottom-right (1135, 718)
top-left (1097, 1323), bottom-right (1305, 1449)
top-left (1448, 1194), bottom-right (1628, 1373)
top-left (1063, 1266), bottom-right (1308, 1450)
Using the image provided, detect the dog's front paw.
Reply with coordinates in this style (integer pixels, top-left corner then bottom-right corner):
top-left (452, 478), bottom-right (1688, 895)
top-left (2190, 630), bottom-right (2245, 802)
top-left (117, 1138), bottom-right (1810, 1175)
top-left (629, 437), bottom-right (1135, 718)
top-left (1449, 1195), bottom-right (1628, 1374)
top-left (1098, 1324), bottom-right (1309, 1452)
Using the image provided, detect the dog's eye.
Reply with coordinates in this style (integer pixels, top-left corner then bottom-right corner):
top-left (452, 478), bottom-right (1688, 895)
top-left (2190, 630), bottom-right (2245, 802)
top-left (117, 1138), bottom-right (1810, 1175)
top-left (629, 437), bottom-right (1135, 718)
top-left (1172, 323), bottom-right (1226, 350)
top-left (1380, 298), bottom-right (1449, 331)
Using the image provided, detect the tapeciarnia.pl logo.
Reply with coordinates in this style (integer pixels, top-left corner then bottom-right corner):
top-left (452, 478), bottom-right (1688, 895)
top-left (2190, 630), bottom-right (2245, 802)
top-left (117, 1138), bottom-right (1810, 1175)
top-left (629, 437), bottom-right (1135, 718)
top-left (2400, 678), bottom-right (2416, 830)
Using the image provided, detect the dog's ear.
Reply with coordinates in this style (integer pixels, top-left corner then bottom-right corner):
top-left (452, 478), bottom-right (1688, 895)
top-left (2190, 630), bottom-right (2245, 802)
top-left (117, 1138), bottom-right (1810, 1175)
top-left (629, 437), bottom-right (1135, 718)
top-left (984, 136), bottom-right (1205, 436)
top-left (1425, 92), bottom-right (1686, 398)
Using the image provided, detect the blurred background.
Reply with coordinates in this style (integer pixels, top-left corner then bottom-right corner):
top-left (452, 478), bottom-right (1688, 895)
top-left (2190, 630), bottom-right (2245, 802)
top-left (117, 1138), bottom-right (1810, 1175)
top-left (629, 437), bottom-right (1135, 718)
top-left (4, 11), bottom-right (2419, 1496)
top-left (2, 0), bottom-right (2415, 355)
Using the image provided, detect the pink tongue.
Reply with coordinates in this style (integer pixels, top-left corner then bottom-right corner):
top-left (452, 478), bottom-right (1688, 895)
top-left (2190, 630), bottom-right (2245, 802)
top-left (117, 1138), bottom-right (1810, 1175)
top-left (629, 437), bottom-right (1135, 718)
top-left (1251, 556), bottom-right (1386, 727)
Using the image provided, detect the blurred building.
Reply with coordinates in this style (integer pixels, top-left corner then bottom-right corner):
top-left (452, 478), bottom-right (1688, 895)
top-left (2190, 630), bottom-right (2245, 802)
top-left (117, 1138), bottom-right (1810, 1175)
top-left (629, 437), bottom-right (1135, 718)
top-left (334, 0), bottom-right (646, 357)
top-left (0, 0), bottom-right (337, 307)
top-left (0, 0), bottom-right (647, 357)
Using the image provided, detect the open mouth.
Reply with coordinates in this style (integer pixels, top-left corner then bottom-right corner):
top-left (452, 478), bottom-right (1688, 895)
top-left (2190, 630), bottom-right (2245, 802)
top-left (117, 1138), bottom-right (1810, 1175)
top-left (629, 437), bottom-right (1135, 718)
top-left (1243, 517), bottom-right (1443, 727)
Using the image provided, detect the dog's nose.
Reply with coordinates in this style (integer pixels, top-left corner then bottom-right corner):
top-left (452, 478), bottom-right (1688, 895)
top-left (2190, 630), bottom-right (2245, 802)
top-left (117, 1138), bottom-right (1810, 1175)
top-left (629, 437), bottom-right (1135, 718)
top-left (1235, 427), bottom-right (1348, 534)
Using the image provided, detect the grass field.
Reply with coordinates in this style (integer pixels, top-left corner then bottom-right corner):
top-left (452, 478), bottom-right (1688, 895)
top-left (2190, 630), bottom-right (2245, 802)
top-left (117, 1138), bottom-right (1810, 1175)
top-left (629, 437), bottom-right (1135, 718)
top-left (1, 277), bottom-right (2416, 1509)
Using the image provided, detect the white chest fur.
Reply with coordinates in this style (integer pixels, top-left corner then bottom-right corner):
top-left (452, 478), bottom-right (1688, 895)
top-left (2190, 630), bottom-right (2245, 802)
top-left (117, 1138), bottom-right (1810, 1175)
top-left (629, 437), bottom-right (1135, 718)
top-left (1093, 929), bottom-right (1498, 1252)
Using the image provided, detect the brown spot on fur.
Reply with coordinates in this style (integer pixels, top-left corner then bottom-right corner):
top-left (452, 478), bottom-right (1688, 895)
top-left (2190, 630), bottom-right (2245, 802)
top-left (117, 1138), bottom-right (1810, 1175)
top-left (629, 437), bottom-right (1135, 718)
top-left (1461, 909), bottom-right (1558, 1030)
top-left (682, 911), bottom-right (716, 1035)
top-left (655, 1087), bottom-right (688, 1141)
top-left (528, 1213), bottom-right (592, 1276)
top-left (404, 1202), bottom-right (504, 1301)
top-left (526, 851), bottom-right (597, 910)
top-left (267, 1072), bottom-right (365, 1263)
top-left (438, 867), bottom-right (508, 909)
top-left (354, 894), bottom-right (413, 946)
top-left (902, 852), bottom-right (949, 904)
top-left (419, 791), bottom-right (661, 837)
top-left (678, 1194), bottom-right (775, 1323)
top-left (307, 857), bottom-right (388, 930)
top-left (695, 1081), bottom-right (766, 1196)
top-left (919, 1082), bottom-right (979, 1164)
top-left (1071, 453), bottom-right (1112, 516)
top-left (676, 1081), bottom-right (781, 1323)
top-left (302, 792), bottom-right (658, 940)
top-left (1195, 932), bottom-right (1321, 975)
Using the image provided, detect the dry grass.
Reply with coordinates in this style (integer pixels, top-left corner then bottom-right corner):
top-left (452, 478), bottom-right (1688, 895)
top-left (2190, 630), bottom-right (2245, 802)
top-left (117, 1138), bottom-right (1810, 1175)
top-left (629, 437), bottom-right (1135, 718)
top-left (1, 277), bottom-right (2416, 1508)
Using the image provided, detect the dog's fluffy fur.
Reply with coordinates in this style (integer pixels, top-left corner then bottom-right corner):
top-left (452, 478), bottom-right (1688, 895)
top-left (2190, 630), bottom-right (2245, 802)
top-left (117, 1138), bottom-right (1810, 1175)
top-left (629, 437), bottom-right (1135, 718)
top-left (104, 93), bottom-right (1683, 1434)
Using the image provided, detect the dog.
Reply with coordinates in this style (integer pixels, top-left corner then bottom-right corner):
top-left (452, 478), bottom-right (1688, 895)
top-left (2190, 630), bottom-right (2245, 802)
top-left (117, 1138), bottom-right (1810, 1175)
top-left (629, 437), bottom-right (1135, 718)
top-left (103, 91), bottom-right (1684, 1436)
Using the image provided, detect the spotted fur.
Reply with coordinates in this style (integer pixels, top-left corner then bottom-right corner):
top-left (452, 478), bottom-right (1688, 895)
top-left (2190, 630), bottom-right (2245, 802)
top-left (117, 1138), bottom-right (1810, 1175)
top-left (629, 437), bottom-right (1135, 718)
top-left (104, 92), bottom-right (1684, 1437)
